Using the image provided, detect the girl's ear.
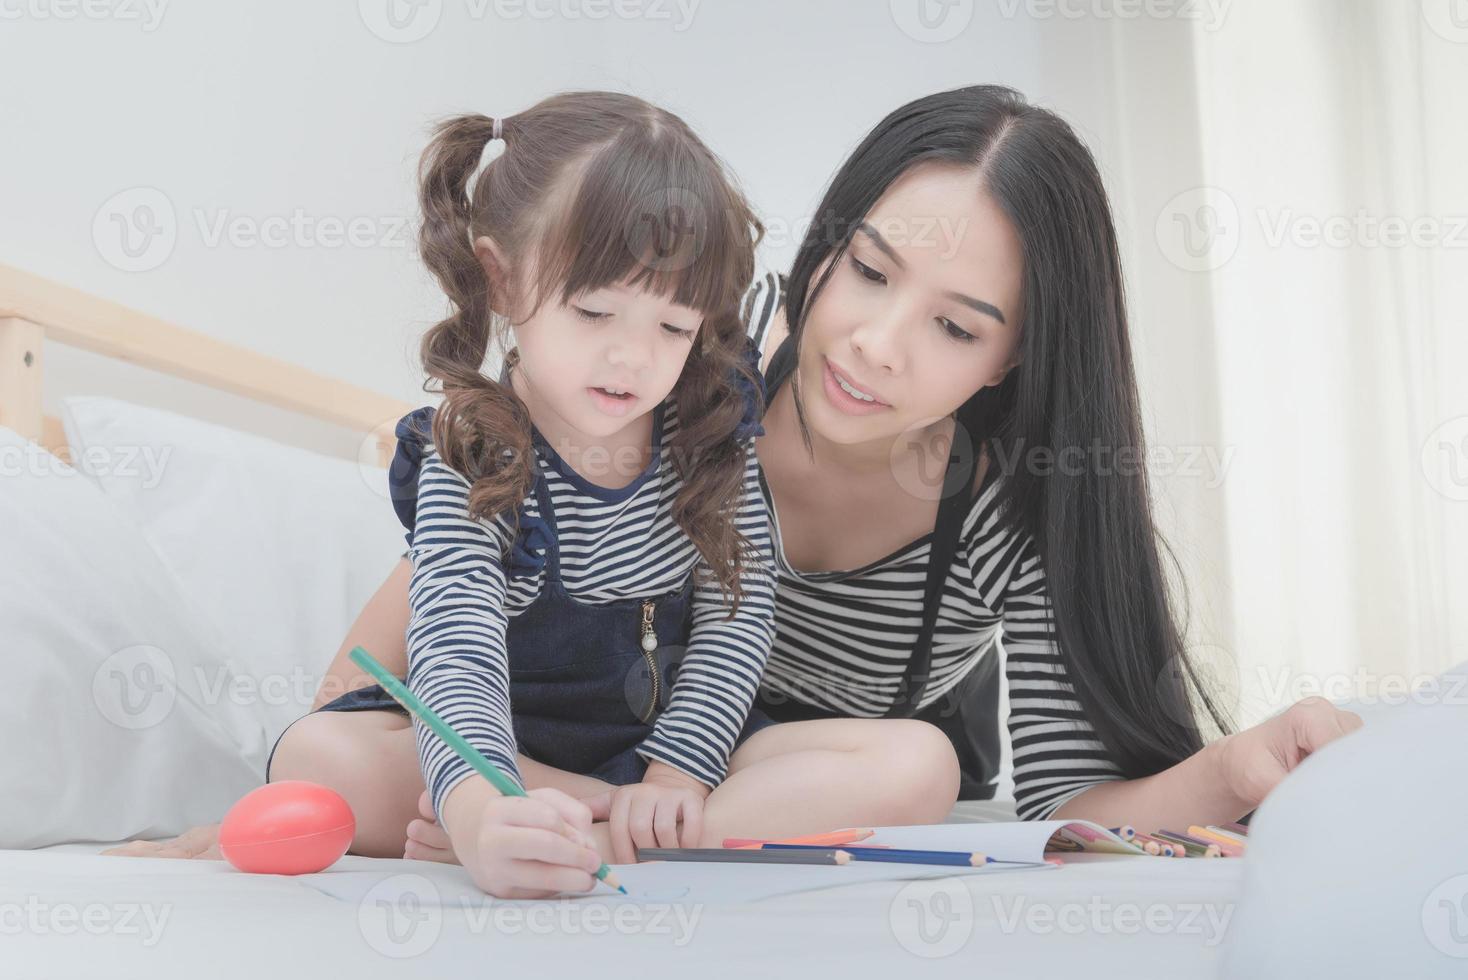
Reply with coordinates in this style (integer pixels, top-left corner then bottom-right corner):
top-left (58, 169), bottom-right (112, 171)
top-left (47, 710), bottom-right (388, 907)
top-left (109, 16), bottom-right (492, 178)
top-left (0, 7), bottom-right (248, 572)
top-left (472, 235), bottom-right (511, 316)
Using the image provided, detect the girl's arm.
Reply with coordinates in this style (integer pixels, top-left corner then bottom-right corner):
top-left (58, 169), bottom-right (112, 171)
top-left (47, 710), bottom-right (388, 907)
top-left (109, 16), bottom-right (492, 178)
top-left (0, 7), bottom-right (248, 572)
top-left (310, 557), bottom-right (412, 710)
top-left (405, 452), bottom-right (525, 835)
top-left (633, 444), bottom-right (777, 790)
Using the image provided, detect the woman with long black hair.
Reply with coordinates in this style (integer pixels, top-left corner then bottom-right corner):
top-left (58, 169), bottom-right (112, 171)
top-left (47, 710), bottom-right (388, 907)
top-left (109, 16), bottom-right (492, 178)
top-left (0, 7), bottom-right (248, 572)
top-left (110, 84), bottom-right (1360, 866)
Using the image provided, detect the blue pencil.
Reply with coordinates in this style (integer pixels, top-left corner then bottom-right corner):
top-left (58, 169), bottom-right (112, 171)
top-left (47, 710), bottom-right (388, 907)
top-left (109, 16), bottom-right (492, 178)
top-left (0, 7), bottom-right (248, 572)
top-left (761, 843), bottom-right (991, 867)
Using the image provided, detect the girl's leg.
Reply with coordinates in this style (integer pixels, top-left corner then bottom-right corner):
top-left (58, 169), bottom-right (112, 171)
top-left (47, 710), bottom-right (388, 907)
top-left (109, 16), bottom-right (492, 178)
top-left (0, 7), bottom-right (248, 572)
top-left (592, 718), bottom-right (960, 853)
top-left (270, 710), bottom-right (615, 860)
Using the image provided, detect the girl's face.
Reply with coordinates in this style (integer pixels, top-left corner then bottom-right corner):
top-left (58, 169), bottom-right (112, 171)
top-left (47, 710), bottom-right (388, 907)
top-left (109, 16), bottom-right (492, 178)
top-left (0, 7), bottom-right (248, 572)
top-left (503, 273), bottom-right (705, 440)
top-left (796, 162), bottom-right (1025, 453)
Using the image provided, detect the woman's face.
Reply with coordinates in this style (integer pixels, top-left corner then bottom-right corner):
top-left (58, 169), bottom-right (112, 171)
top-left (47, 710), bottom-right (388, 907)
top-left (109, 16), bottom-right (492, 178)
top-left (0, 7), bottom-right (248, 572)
top-left (795, 162), bottom-right (1025, 453)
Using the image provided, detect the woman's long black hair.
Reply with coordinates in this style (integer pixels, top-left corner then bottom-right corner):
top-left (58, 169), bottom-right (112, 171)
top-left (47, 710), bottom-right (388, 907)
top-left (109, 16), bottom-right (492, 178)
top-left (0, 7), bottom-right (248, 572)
top-left (783, 84), bottom-right (1232, 779)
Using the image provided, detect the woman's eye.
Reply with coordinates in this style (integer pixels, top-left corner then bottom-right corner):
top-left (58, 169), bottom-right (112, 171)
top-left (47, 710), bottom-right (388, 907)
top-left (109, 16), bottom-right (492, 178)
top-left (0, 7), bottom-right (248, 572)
top-left (662, 323), bottom-right (695, 339)
top-left (573, 306), bottom-right (610, 322)
top-left (939, 317), bottom-right (977, 343)
top-left (849, 255), bottom-right (887, 285)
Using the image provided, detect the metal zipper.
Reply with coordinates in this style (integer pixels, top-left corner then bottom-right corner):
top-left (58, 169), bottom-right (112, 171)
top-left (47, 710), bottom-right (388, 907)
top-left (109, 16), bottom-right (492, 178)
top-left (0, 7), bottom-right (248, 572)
top-left (639, 599), bottom-right (660, 719)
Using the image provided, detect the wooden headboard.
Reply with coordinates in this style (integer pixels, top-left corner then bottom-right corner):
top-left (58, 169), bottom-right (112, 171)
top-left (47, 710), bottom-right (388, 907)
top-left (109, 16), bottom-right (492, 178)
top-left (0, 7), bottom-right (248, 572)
top-left (0, 264), bottom-right (411, 465)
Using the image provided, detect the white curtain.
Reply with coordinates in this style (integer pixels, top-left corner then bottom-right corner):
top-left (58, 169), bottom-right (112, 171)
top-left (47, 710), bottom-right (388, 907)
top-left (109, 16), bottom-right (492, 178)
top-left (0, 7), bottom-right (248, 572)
top-left (1117, 1), bottom-right (1468, 726)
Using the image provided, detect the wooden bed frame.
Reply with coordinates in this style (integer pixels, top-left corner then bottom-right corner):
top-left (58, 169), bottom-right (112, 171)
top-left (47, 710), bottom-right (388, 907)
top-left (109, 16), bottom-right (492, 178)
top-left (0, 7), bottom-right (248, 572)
top-left (0, 264), bottom-right (410, 465)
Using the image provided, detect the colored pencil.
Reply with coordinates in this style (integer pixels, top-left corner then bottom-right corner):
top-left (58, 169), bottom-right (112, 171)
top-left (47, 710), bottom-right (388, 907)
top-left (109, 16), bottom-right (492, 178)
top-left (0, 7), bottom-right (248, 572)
top-left (638, 847), bottom-right (852, 865)
top-left (1108, 825), bottom-right (1137, 841)
top-left (761, 844), bottom-right (991, 867)
top-left (1220, 821), bottom-right (1251, 837)
top-left (1152, 830), bottom-right (1220, 858)
top-left (1204, 825), bottom-right (1250, 847)
top-left (723, 829), bottom-right (874, 849)
top-left (347, 646), bottom-right (625, 894)
top-left (1188, 826), bottom-right (1247, 856)
top-left (1132, 833), bottom-right (1178, 857)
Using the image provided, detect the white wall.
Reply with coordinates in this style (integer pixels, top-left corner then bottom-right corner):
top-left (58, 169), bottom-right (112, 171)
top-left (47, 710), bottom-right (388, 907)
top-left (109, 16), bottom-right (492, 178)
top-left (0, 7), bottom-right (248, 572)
top-left (2, 0), bottom-right (1055, 457)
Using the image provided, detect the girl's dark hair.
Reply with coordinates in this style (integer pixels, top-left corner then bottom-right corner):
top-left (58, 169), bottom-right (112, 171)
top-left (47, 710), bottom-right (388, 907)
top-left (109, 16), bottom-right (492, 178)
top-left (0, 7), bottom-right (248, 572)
top-left (783, 84), bottom-right (1232, 778)
top-left (417, 91), bottom-right (764, 610)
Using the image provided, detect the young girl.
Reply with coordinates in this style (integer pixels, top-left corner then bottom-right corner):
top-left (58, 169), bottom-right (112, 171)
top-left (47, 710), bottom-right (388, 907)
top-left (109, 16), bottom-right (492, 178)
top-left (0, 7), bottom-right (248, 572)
top-left (264, 93), bottom-right (961, 899)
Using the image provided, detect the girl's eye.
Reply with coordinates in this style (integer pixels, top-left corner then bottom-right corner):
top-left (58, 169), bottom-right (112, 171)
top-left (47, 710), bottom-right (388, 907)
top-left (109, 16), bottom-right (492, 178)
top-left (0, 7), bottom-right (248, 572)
top-left (849, 255), bottom-right (887, 285)
top-left (938, 317), bottom-right (977, 343)
top-left (573, 306), bottom-right (610, 322)
top-left (662, 323), bottom-right (695, 339)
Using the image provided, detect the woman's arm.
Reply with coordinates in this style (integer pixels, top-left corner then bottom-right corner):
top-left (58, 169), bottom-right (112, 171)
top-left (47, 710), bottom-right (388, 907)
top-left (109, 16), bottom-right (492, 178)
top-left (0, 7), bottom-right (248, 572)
top-left (1050, 695), bottom-right (1363, 833)
top-left (309, 556), bottom-right (413, 710)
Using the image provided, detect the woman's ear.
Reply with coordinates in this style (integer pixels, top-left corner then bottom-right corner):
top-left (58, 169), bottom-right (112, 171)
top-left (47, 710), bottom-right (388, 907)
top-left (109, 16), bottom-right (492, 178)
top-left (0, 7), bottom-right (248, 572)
top-left (986, 352), bottom-right (1022, 388)
top-left (472, 235), bottom-right (510, 316)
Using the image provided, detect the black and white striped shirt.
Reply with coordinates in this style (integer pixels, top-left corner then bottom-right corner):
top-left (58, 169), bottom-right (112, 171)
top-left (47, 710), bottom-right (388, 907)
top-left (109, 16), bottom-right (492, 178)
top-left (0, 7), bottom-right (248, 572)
top-left (743, 271), bottom-right (1124, 821)
top-left (404, 400), bottom-right (776, 827)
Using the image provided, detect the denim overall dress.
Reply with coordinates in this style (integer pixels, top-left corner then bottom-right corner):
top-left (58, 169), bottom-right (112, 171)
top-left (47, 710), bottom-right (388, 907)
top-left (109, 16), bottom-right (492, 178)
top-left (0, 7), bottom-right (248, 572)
top-left (265, 397), bottom-right (777, 785)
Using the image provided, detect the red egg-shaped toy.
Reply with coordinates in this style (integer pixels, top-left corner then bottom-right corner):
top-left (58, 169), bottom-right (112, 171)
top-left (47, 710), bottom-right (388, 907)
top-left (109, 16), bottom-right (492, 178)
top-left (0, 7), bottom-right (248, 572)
top-left (219, 781), bottom-right (355, 875)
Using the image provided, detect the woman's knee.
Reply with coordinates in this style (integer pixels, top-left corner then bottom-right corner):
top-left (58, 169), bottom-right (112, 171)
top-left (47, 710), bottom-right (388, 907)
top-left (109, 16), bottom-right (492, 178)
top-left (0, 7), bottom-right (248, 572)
top-left (876, 720), bottom-right (962, 821)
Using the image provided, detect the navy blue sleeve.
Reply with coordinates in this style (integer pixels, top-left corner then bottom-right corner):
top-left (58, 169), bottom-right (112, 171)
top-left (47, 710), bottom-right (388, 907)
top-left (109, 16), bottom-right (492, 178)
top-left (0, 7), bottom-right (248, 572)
top-left (388, 406), bottom-right (437, 546)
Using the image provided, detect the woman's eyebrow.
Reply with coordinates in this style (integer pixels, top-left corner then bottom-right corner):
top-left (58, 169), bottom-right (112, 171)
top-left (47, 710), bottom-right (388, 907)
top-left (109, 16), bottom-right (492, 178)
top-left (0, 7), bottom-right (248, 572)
top-left (857, 221), bottom-right (1007, 325)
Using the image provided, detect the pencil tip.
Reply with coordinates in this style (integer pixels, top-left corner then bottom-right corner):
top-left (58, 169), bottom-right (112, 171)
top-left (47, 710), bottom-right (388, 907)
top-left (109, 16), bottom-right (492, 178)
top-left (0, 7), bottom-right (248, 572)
top-left (618, 885), bottom-right (627, 894)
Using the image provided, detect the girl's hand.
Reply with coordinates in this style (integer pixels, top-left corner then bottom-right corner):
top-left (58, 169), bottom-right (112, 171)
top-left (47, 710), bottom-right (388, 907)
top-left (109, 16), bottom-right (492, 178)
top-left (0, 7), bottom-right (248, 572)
top-left (1215, 695), bottom-right (1365, 810)
top-left (459, 787), bottom-right (606, 900)
top-left (600, 764), bottom-right (710, 864)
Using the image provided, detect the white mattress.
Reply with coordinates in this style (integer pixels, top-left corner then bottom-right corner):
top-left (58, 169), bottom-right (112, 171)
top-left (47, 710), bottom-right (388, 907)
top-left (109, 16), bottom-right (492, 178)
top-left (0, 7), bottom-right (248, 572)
top-left (3, 803), bottom-right (1245, 980)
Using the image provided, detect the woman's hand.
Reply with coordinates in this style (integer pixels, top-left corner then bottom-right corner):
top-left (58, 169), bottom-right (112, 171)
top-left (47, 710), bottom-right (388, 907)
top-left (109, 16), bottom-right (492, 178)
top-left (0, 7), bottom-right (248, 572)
top-left (598, 763), bottom-right (710, 864)
top-left (447, 783), bottom-right (607, 900)
top-left (1215, 695), bottom-right (1365, 810)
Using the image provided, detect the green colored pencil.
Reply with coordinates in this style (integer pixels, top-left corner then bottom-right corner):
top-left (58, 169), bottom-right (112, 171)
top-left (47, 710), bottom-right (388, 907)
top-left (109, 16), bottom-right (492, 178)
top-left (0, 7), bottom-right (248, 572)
top-left (347, 646), bottom-right (625, 894)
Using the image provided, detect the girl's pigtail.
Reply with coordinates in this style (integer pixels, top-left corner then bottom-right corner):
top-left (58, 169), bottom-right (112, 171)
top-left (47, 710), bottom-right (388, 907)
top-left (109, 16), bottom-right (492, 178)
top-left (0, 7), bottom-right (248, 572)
top-left (416, 113), bottom-right (536, 536)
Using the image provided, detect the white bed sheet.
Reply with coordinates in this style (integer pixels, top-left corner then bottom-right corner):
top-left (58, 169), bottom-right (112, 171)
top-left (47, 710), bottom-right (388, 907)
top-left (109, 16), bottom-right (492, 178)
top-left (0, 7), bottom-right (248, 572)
top-left (4, 835), bottom-right (1243, 980)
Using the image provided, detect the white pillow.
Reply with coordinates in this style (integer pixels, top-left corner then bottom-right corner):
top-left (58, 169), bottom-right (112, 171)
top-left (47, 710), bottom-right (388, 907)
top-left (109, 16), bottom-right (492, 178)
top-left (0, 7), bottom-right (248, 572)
top-left (0, 426), bottom-right (266, 847)
top-left (61, 396), bottom-right (410, 744)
